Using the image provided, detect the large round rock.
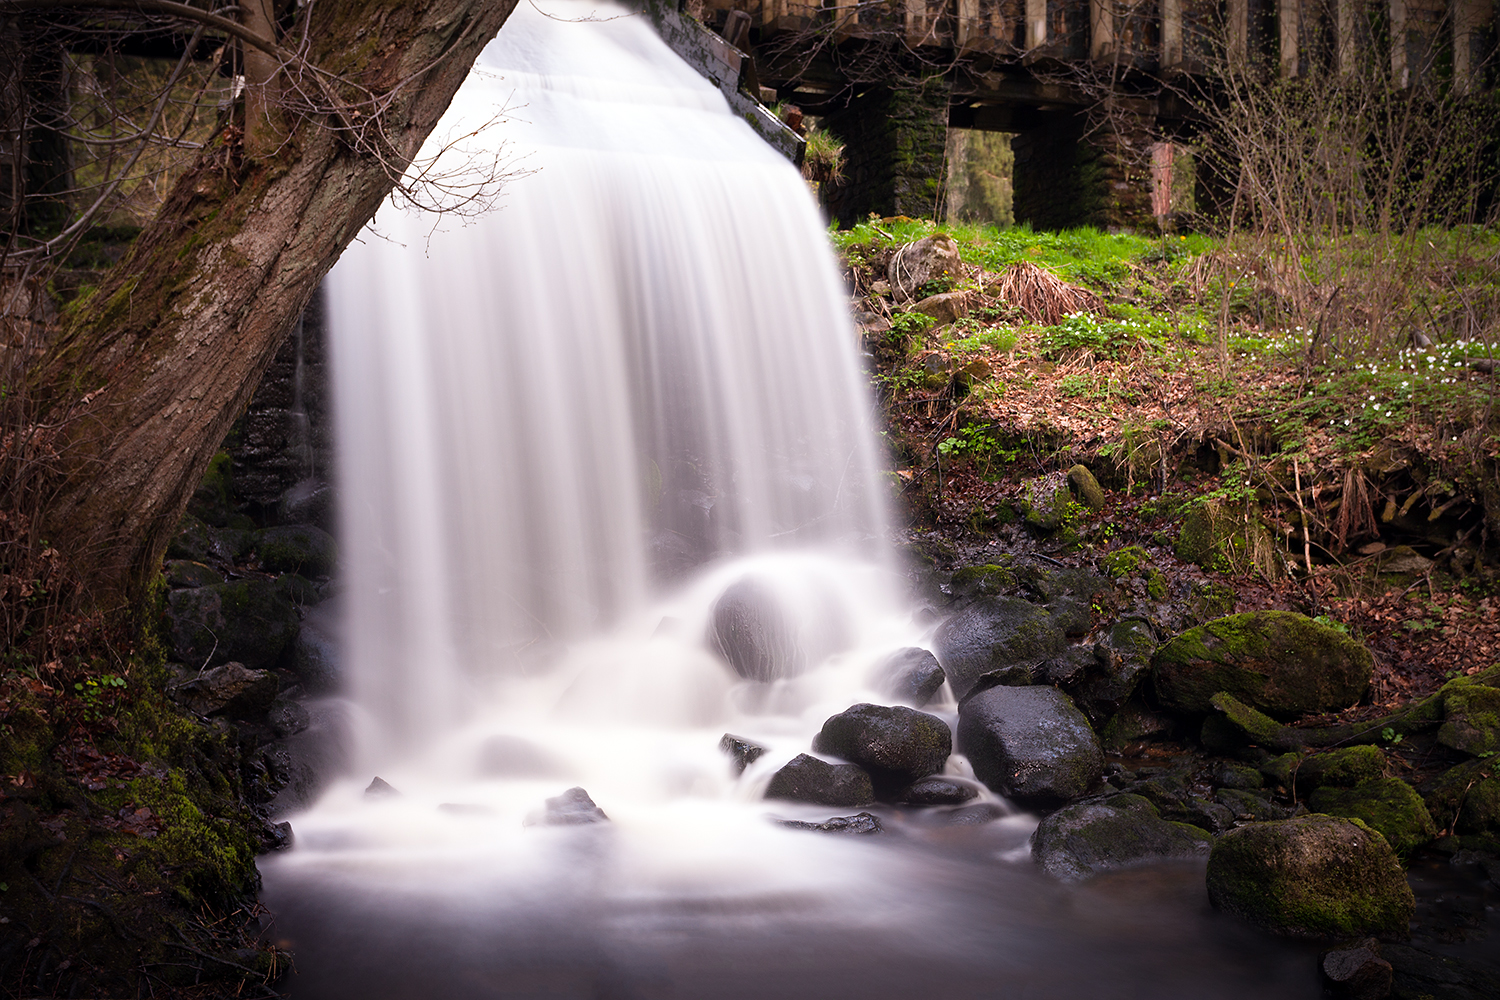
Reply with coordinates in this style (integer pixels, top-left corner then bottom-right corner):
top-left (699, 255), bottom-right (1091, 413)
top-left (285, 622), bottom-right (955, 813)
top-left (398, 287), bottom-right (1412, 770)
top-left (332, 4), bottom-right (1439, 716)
top-left (1153, 611), bottom-right (1372, 717)
top-left (812, 703), bottom-right (951, 786)
top-left (1031, 793), bottom-right (1212, 882)
top-left (933, 597), bottom-right (1065, 700)
top-left (957, 685), bottom-right (1103, 805)
top-left (764, 754), bottom-right (873, 807)
top-left (708, 577), bottom-right (805, 682)
top-left (1206, 814), bottom-right (1415, 939)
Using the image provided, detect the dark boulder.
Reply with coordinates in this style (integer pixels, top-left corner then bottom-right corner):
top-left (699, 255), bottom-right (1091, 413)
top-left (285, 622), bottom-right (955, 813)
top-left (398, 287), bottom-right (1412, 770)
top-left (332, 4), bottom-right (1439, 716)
top-left (267, 699), bottom-right (311, 739)
top-left (171, 661), bottom-right (278, 718)
top-left (256, 524), bottom-right (338, 577)
top-left (1030, 793), bottom-right (1212, 882)
top-left (167, 578), bottom-right (303, 670)
top-left (365, 776), bottom-right (400, 798)
top-left (957, 685), bottom-right (1103, 805)
top-left (764, 754), bottom-right (873, 807)
top-left (164, 560), bottom-right (223, 588)
top-left (873, 647), bottom-right (946, 706)
top-left (719, 733), bottom-right (768, 775)
top-left (708, 577), bottom-right (805, 682)
top-left (779, 812), bottom-right (883, 835)
top-left (1423, 758), bottom-right (1500, 836)
top-left (811, 703), bottom-right (951, 791)
top-left (166, 513), bottom-right (213, 562)
top-left (895, 775), bottom-right (979, 806)
top-left (933, 597), bottom-right (1065, 700)
top-left (1206, 814), bottom-right (1415, 939)
top-left (1152, 610), bottom-right (1373, 717)
top-left (527, 786), bottom-right (609, 826)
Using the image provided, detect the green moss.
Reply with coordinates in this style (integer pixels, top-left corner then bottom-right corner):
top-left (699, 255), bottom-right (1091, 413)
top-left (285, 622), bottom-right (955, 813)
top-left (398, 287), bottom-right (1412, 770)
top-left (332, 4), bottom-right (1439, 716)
top-left (1145, 567), bottom-right (1168, 600)
top-left (1206, 814), bottom-right (1415, 939)
top-left (1067, 464), bottom-right (1106, 509)
top-left (950, 562), bottom-right (1020, 599)
top-left (1424, 758), bottom-right (1500, 836)
top-left (1309, 777), bottom-right (1438, 856)
top-left (1211, 692), bottom-right (1297, 749)
top-left (1437, 675), bottom-right (1500, 756)
top-left (1153, 611), bottom-right (1374, 717)
top-left (1101, 545), bottom-right (1150, 579)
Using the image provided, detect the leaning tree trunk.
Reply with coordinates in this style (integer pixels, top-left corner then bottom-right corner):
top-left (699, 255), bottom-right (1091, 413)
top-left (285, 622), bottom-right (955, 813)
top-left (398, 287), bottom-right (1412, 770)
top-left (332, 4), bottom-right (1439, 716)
top-left (26, 0), bottom-right (518, 608)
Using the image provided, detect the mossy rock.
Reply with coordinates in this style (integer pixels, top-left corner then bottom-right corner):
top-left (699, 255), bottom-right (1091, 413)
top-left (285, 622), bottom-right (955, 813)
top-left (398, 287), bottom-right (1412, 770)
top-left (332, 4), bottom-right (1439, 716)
top-left (933, 596), bottom-right (1066, 700)
top-left (1101, 544), bottom-right (1150, 579)
top-left (949, 561), bottom-right (1020, 601)
top-left (1423, 758), bottom-right (1500, 836)
top-left (164, 559), bottom-right (223, 588)
top-left (1309, 778), bottom-right (1438, 856)
top-left (1031, 793), bottom-right (1211, 882)
top-left (1153, 611), bottom-right (1373, 717)
top-left (1206, 814), bottom-right (1415, 939)
top-left (1259, 744), bottom-right (1388, 794)
top-left (1436, 673), bottom-right (1500, 757)
top-left (1019, 472), bottom-right (1073, 531)
top-left (1174, 499), bottom-right (1280, 578)
top-left (166, 578), bottom-right (303, 670)
top-left (256, 524), bottom-right (338, 577)
top-left (166, 513), bottom-right (213, 562)
top-left (1100, 697), bottom-right (1177, 750)
top-left (1067, 464), bottom-right (1105, 510)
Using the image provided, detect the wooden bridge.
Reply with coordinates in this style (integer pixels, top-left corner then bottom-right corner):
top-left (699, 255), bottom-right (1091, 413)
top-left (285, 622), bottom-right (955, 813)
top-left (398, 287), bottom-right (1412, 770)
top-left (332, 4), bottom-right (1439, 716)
top-left (678, 0), bottom-right (1498, 226)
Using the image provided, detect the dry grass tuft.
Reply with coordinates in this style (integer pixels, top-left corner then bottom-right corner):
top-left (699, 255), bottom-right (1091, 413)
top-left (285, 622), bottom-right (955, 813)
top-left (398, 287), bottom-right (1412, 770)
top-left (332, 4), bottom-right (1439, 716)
top-left (990, 261), bottom-right (1100, 326)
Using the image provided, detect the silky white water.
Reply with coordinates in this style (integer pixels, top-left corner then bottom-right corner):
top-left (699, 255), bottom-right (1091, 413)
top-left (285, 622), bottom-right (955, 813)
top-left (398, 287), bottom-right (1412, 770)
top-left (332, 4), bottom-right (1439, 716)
top-left (285, 0), bottom-right (985, 899)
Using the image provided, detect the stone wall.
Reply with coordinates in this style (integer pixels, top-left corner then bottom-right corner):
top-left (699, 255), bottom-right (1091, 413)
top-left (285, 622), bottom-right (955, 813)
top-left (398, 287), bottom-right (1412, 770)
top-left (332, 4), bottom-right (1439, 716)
top-left (823, 76), bottom-right (953, 223)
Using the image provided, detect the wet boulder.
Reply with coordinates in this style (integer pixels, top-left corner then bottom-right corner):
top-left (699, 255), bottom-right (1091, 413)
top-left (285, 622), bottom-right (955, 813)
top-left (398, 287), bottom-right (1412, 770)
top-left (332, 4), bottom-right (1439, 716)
top-left (167, 578), bottom-right (303, 670)
top-left (779, 812), bottom-right (883, 835)
top-left (257, 524), bottom-right (338, 577)
top-left (267, 699), bottom-right (311, 738)
top-left (527, 786), bottom-right (609, 826)
top-left (166, 513), bottom-right (213, 562)
top-left (719, 733), bottom-right (768, 775)
top-left (1215, 787), bottom-right (1295, 823)
top-left (933, 597), bottom-right (1065, 700)
top-left (1100, 698), bottom-right (1177, 751)
top-left (1067, 464), bottom-right (1105, 510)
top-left (887, 233), bottom-right (961, 301)
top-left (708, 577), bottom-right (806, 682)
top-left (873, 647), bottom-right (946, 706)
top-left (957, 685), bottom-right (1103, 806)
top-left (1152, 611), bottom-right (1373, 717)
top-left (764, 754), bottom-right (873, 807)
top-left (811, 703), bottom-right (951, 792)
top-left (1206, 814), bottom-right (1415, 939)
top-left (1308, 778), bottom-right (1438, 856)
top-left (895, 775), bottom-right (979, 806)
top-left (1031, 793), bottom-right (1213, 882)
top-left (171, 661), bottom-right (278, 718)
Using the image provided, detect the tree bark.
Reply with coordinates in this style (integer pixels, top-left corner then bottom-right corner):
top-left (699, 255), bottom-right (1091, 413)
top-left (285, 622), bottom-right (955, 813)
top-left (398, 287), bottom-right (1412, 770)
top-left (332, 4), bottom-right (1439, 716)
top-left (24, 0), bottom-right (519, 607)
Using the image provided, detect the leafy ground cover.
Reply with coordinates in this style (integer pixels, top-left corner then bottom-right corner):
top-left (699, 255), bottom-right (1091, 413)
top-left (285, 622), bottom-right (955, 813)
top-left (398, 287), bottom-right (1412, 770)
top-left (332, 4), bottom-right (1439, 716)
top-left (842, 217), bottom-right (1500, 703)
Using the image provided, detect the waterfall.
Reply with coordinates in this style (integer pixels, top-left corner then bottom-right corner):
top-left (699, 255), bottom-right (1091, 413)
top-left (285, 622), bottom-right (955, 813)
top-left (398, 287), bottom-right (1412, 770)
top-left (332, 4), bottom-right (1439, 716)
top-left (326, 0), bottom-right (891, 756)
top-left (263, 10), bottom-right (1325, 995)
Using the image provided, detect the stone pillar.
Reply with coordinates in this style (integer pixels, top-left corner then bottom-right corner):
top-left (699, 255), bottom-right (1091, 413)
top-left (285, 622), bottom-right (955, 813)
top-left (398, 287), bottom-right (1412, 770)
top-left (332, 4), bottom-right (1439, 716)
top-left (1011, 105), bottom-right (1156, 230)
top-left (1454, 0), bottom-right (1495, 95)
top-left (824, 76), bottom-right (953, 223)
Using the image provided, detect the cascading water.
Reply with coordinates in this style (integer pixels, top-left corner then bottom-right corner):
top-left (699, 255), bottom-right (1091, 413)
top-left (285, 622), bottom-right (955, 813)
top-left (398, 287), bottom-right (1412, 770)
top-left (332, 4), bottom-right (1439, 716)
top-left (260, 5), bottom-right (1319, 995)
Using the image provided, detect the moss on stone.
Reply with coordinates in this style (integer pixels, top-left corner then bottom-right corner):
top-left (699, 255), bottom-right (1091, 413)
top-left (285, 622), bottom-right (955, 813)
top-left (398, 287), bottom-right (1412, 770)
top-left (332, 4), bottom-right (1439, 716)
top-left (1437, 676), bottom-right (1500, 756)
top-left (1145, 567), bottom-right (1168, 600)
top-left (1153, 611), bottom-right (1373, 717)
top-left (1067, 464), bottom-right (1106, 510)
top-left (1308, 777), bottom-right (1438, 856)
top-left (949, 562), bottom-right (1019, 599)
top-left (1101, 545), bottom-right (1150, 579)
top-left (1423, 758), bottom-right (1500, 836)
top-left (1206, 814), bottom-right (1415, 939)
